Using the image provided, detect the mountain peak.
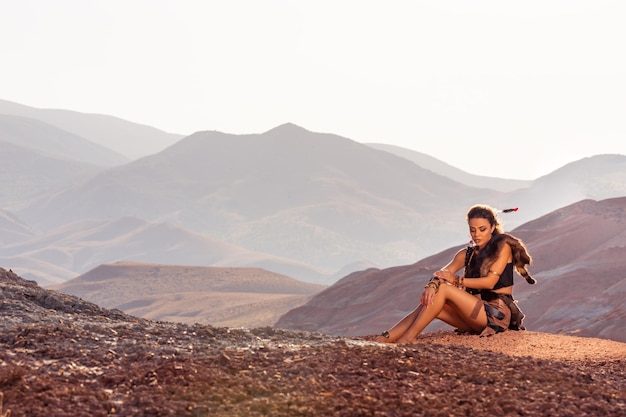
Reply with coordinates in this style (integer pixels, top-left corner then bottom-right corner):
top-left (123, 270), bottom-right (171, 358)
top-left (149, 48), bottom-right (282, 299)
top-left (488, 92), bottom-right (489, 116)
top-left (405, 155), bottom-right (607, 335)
top-left (264, 122), bottom-right (310, 135)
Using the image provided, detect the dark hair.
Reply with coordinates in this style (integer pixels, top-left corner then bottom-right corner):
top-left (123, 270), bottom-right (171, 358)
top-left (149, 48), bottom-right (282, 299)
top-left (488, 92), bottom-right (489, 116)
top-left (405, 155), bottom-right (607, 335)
top-left (466, 204), bottom-right (503, 235)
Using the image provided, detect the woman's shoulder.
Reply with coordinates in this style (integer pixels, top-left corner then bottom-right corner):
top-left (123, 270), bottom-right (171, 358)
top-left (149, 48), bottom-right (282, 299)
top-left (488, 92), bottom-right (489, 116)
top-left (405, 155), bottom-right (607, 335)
top-left (452, 247), bottom-right (470, 263)
top-left (495, 233), bottom-right (533, 264)
top-left (492, 233), bottom-right (525, 249)
top-left (493, 232), bottom-right (518, 242)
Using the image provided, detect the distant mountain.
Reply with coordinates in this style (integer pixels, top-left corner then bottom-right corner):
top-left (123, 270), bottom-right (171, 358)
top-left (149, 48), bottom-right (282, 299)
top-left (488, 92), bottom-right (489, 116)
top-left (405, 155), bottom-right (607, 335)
top-left (15, 123), bottom-right (486, 281)
top-left (49, 261), bottom-right (326, 328)
top-left (0, 140), bottom-right (104, 208)
top-left (0, 209), bottom-right (35, 245)
top-left (1, 216), bottom-right (327, 285)
top-left (533, 154), bottom-right (626, 199)
top-left (365, 146), bottom-right (626, 230)
top-left (0, 114), bottom-right (127, 166)
top-left (0, 113), bottom-right (132, 208)
top-left (0, 99), bottom-right (184, 159)
top-left (484, 154), bottom-right (626, 231)
top-left (367, 143), bottom-right (532, 192)
top-left (7, 123), bottom-right (626, 286)
top-left (0, 256), bottom-right (73, 286)
top-left (276, 197), bottom-right (626, 343)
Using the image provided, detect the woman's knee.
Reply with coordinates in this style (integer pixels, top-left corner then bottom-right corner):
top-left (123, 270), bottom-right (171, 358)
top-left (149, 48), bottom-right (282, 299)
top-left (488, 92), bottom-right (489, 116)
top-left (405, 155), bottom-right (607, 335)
top-left (437, 282), bottom-right (456, 298)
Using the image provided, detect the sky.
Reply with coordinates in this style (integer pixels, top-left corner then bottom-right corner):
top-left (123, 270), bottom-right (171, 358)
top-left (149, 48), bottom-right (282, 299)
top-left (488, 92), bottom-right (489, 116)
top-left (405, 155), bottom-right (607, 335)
top-left (1, 0), bottom-right (625, 180)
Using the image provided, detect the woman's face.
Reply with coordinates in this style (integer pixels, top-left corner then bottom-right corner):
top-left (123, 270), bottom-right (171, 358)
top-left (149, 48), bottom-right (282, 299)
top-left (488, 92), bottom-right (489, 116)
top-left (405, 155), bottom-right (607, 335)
top-left (468, 217), bottom-right (495, 248)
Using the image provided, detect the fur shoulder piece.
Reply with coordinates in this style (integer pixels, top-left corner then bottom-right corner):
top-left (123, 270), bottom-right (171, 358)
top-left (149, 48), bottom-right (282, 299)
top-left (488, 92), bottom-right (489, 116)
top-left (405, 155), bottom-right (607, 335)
top-left (478, 233), bottom-right (537, 284)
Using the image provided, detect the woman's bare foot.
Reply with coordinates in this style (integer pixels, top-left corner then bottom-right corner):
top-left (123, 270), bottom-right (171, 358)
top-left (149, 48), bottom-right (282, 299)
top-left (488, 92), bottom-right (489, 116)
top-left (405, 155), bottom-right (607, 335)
top-left (396, 337), bottom-right (417, 345)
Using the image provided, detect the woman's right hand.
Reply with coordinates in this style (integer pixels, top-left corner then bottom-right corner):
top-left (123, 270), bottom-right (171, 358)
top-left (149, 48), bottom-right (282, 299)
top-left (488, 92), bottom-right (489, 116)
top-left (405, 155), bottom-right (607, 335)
top-left (421, 287), bottom-right (436, 307)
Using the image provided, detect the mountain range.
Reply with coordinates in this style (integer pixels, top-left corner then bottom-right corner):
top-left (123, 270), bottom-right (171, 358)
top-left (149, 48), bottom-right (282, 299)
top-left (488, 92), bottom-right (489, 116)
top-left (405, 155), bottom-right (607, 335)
top-left (367, 143), bottom-right (533, 192)
top-left (1, 99), bottom-right (626, 290)
top-left (0, 98), bottom-right (182, 160)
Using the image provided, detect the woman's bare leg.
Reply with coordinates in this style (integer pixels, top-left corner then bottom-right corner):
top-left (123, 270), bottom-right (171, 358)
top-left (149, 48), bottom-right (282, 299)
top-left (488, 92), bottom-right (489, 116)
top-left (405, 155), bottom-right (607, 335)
top-left (437, 305), bottom-right (476, 332)
top-left (396, 285), bottom-right (487, 344)
top-left (374, 305), bottom-right (425, 343)
top-left (376, 294), bottom-right (477, 343)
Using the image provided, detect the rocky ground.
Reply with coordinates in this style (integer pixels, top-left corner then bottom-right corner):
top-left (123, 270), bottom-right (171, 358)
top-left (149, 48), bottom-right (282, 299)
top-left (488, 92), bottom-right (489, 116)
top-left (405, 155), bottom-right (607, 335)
top-left (1, 267), bottom-right (625, 417)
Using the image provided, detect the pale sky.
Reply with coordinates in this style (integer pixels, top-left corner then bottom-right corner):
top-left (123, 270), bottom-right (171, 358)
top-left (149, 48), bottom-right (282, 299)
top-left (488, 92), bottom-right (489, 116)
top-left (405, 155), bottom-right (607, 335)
top-left (2, 0), bottom-right (625, 179)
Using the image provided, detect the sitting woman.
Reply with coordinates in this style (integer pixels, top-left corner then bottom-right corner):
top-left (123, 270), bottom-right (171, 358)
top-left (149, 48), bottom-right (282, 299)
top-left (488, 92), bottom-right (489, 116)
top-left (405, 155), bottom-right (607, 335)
top-left (376, 204), bottom-right (536, 344)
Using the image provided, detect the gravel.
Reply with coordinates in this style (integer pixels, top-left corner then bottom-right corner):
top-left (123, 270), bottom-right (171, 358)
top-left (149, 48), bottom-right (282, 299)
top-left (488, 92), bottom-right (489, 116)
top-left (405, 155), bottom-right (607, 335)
top-left (1, 267), bottom-right (624, 417)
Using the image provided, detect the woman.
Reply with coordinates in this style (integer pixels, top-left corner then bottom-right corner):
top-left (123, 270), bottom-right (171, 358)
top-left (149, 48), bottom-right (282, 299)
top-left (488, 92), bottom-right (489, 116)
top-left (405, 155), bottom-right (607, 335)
top-left (375, 204), bottom-right (535, 344)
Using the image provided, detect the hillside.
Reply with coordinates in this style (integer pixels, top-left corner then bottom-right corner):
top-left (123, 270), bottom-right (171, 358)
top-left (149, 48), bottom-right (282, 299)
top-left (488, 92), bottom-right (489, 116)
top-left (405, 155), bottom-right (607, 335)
top-left (0, 113), bottom-right (127, 166)
top-left (0, 140), bottom-right (104, 209)
top-left (1, 267), bottom-right (624, 416)
top-left (277, 197), bottom-right (626, 343)
top-left (488, 154), bottom-right (626, 231)
top-left (0, 210), bottom-right (34, 246)
top-left (0, 99), bottom-right (183, 159)
top-left (49, 261), bottom-right (325, 328)
top-left (367, 142), bottom-right (532, 192)
top-left (2, 216), bottom-right (326, 285)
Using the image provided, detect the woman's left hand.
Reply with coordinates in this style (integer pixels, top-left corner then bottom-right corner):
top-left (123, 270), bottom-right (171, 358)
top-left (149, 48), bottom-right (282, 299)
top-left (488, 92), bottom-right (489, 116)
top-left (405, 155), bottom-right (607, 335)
top-left (433, 269), bottom-right (453, 283)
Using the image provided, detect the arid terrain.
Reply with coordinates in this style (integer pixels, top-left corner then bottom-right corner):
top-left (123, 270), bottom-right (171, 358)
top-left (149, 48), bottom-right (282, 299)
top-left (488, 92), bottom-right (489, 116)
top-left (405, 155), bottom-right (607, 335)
top-left (1, 267), bottom-right (625, 417)
top-left (48, 262), bottom-right (324, 328)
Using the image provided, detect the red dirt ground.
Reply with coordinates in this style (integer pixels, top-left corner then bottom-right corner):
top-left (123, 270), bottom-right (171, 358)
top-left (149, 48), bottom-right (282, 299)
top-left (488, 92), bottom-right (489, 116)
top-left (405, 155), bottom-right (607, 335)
top-left (1, 268), bottom-right (625, 416)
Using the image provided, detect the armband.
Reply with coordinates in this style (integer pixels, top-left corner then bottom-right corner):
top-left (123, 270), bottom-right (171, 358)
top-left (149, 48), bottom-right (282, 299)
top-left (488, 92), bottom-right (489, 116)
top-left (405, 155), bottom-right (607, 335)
top-left (453, 275), bottom-right (464, 288)
top-left (425, 277), bottom-right (442, 293)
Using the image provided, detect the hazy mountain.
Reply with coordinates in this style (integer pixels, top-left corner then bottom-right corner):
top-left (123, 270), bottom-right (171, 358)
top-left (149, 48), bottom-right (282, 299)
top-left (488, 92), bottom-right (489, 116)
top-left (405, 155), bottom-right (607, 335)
top-left (364, 146), bottom-right (626, 231)
top-left (1, 216), bottom-right (327, 285)
top-left (0, 113), bottom-right (127, 166)
top-left (15, 123), bottom-right (487, 280)
top-left (0, 113), bottom-right (127, 209)
top-left (533, 154), bottom-right (626, 198)
top-left (0, 256), bottom-right (74, 286)
top-left (0, 99), bottom-right (183, 159)
top-left (49, 261), bottom-right (326, 328)
top-left (276, 197), bottom-right (626, 343)
top-left (0, 140), bottom-right (106, 209)
top-left (367, 143), bottom-right (532, 192)
top-left (8, 123), bottom-right (626, 286)
top-left (484, 154), bottom-right (626, 231)
top-left (0, 209), bottom-right (35, 245)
